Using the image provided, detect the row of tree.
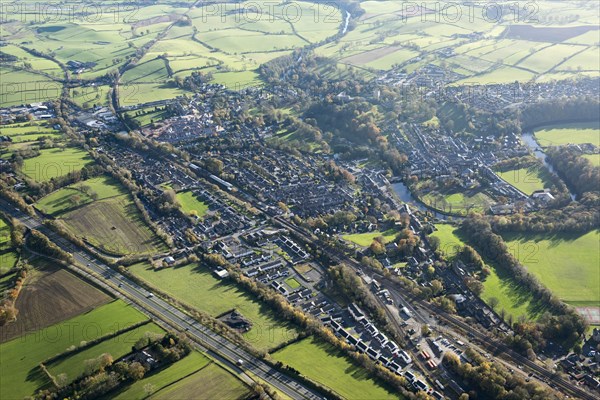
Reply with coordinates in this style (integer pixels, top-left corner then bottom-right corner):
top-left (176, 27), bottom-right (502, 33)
top-left (490, 193), bottom-right (599, 233)
top-left (546, 146), bottom-right (600, 197)
top-left (443, 348), bottom-right (560, 400)
top-left (27, 229), bottom-right (73, 263)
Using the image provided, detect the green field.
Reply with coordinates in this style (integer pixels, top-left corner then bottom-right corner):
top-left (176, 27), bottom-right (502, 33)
top-left (534, 121), bottom-right (600, 147)
top-left (128, 108), bottom-right (170, 127)
top-left (432, 224), bottom-right (547, 320)
top-left (176, 191), bottom-right (209, 217)
top-left (583, 154), bottom-right (600, 166)
top-left (21, 147), bottom-right (94, 182)
top-left (46, 323), bottom-right (165, 384)
top-left (0, 217), bottom-right (11, 249)
top-left (36, 176), bottom-right (126, 216)
top-left (0, 68), bottom-right (62, 107)
top-left (0, 218), bottom-right (17, 273)
top-left (0, 44), bottom-right (62, 76)
top-left (0, 122), bottom-right (57, 143)
top-left (129, 262), bottom-right (298, 351)
top-left (315, 1), bottom-right (599, 83)
top-left (481, 266), bottom-right (549, 321)
top-left (0, 300), bottom-right (148, 399)
top-left (503, 230), bottom-right (600, 305)
top-left (272, 337), bottom-right (398, 399)
top-left (0, 270), bottom-right (17, 294)
top-left (431, 224), bottom-right (465, 257)
top-left (69, 85), bottom-right (110, 109)
top-left (152, 363), bottom-right (250, 400)
top-left (113, 351), bottom-right (241, 400)
top-left (61, 195), bottom-right (166, 255)
top-left (497, 166), bottom-right (553, 195)
top-left (0, 1), bottom-right (597, 112)
top-left (0, 251), bottom-right (19, 274)
top-left (342, 229), bottom-right (397, 247)
top-left (119, 83), bottom-right (185, 107)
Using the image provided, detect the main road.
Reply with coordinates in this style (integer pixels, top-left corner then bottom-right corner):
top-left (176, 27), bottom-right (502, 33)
top-left (0, 199), bottom-right (324, 400)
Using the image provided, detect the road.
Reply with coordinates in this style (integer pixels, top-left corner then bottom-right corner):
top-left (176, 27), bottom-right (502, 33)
top-left (0, 199), bottom-right (324, 400)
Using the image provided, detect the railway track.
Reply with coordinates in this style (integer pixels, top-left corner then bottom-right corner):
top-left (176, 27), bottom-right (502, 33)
top-left (273, 216), bottom-right (596, 400)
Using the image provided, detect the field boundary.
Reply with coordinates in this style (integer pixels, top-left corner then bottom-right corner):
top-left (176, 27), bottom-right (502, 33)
top-left (41, 318), bottom-right (152, 367)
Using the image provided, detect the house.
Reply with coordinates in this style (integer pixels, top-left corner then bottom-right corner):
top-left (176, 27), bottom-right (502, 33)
top-left (164, 256), bottom-right (175, 265)
top-left (398, 350), bottom-right (412, 365)
top-left (214, 268), bottom-right (229, 279)
top-left (357, 341), bottom-right (368, 352)
top-left (592, 328), bottom-right (600, 342)
top-left (532, 189), bottom-right (554, 202)
top-left (366, 347), bottom-right (380, 360)
top-left (403, 370), bottom-right (416, 382)
top-left (348, 303), bottom-right (366, 322)
top-left (413, 379), bottom-right (429, 392)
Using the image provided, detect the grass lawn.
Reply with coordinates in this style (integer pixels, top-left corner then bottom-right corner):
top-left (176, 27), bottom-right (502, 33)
top-left (342, 229), bottom-right (397, 247)
top-left (176, 191), bottom-right (209, 217)
top-left (128, 262), bottom-right (298, 351)
top-left (46, 323), bottom-right (165, 384)
top-left (61, 195), bottom-right (166, 255)
top-left (0, 300), bottom-right (148, 399)
top-left (432, 224), bottom-right (547, 321)
top-left (113, 351), bottom-right (211, 400)
top-left (431, 224), bottom-right (465, 257)
top-left (0, 251), bottom-right (19, 274)
top-left (36, 176), bottom-right (126, 216)
top-left (534, 121), bottom-right (600, 147)
top-left (481, 267), bottom-right (549, 321)
top-left (496, 166), bottom-right (553, 195)
top-left (503, 230), bottom-right (600, 305)
top-left (285, 277), bottom-right (301, 289)
top-left (21, 148), bottom-right (94, 182)
top-left (272, 337), bottom-right (399, 399)
top-left (152, 363), bottom-right (250, 400)
top-left (422, 191), bottom-right (493, 215)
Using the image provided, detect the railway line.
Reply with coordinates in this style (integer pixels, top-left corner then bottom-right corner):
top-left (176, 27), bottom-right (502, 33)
top-left (273, 216), bottom-right (597, 400)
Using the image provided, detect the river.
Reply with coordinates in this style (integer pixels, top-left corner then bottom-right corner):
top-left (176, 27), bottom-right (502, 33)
top-left (521, 132), bottom-right (577, 200)
top-left (342, 11), bottom-right (351, 35)
top-left (391, 181), bottom-right (447, 220)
